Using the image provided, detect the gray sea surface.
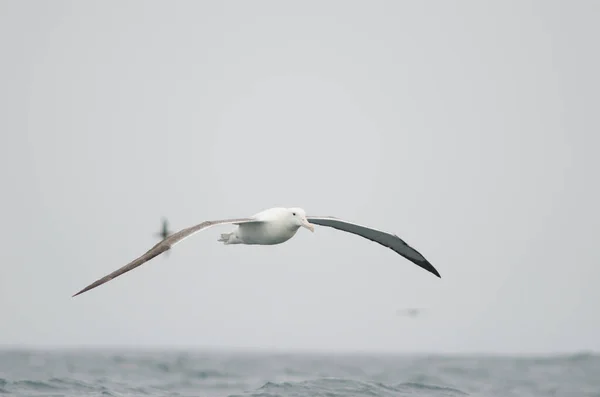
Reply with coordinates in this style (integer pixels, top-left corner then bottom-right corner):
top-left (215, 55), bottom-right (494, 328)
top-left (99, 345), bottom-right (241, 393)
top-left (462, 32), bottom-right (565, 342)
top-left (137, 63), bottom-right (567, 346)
top-left (0, 349), bottom-right (598, 397)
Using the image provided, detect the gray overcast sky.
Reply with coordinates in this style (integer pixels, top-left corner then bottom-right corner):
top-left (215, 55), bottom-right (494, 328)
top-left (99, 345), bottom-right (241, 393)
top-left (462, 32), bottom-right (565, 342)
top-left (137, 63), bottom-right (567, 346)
top-left (1, 0), bottom-right (599, 355)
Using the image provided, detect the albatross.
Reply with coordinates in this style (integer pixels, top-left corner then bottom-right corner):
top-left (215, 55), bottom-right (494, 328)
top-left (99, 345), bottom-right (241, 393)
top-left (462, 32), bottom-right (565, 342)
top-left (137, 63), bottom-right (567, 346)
top-left (73, 207), bottom-right (440, 297)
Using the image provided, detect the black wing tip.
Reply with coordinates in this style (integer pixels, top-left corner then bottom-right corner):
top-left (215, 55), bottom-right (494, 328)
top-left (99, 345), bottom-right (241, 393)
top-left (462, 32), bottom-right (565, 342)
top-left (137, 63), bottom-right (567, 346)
top-left (416, 260), bottom-right (442, 278)
top-left (422, 260), bottom-right (441, 278)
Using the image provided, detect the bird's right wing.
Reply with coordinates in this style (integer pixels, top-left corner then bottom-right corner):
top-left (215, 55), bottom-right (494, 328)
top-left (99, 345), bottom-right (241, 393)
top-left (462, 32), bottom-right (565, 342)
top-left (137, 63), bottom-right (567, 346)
top-left (306, 215), bottom-right (440, 278)
top-left (72, 217), bottom-right (262, 297)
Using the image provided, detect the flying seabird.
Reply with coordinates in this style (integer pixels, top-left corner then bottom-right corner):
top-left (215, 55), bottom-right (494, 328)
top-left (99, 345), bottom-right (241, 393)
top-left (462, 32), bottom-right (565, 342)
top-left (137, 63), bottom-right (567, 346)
top-left (72, 207), bottom-right (440, 297)
top-left (155, 217), bottom-right (173, 241)
top-left (396, 308), bottom-right (426, 318)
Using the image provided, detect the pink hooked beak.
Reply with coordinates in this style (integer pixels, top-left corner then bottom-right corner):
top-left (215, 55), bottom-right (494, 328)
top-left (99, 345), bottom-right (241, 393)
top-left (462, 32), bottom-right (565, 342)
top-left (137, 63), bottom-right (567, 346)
top-left (301, 218), bottom-right (315, 232)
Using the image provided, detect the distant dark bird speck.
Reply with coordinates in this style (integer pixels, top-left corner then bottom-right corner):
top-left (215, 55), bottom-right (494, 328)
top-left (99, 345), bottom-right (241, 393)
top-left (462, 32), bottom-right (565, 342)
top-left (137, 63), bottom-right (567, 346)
top-left (396, 308), bottom-right (426, 318)
top-left (155, 217), bottom-right (173, 241)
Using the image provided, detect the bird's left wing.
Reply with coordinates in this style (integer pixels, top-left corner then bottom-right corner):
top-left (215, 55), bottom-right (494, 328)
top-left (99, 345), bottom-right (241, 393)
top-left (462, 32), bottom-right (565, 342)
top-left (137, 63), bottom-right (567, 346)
top-left (72, 217), bottom-right (262, 297)
top-left (306, 216), bottom-right (441, 278)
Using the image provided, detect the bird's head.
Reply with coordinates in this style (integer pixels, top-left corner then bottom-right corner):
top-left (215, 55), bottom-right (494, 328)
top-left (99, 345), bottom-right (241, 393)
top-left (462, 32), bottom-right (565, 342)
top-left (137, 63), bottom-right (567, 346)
top-left (287, 207), bottom-right (314, 232)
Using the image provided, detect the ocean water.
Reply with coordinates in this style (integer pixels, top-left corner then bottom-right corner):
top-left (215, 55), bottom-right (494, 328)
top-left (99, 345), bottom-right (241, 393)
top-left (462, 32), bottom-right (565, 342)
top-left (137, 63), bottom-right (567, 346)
top-left (0, 349), bottom-right (598, 397)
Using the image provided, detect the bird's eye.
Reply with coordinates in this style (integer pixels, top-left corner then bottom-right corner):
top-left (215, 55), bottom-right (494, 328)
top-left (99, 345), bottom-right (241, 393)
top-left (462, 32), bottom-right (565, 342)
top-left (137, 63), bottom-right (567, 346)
top-left (292, 212), bottom-right (296, 216)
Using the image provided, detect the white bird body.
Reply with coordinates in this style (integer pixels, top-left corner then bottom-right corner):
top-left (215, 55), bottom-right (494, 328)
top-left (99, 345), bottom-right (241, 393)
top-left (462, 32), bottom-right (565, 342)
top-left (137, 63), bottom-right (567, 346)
top-left (72, 206), bottom-right (440, 297)
top-left (218, 207), bottom-right (310, 245)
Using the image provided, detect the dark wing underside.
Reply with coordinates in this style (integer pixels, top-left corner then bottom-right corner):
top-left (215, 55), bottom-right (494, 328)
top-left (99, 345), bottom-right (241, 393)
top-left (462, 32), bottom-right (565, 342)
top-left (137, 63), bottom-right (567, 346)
top-left (72, 217), bottom-right (259, 297)
top-left (306, 216), bottom-right (440, 278)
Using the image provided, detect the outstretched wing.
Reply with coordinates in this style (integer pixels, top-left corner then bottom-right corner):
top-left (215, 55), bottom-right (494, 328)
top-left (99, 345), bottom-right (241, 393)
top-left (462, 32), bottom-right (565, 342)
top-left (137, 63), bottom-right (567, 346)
top-left (306, 216), bottom-right (440, 278)
top-left (72, 217), bottom-right (261, 297)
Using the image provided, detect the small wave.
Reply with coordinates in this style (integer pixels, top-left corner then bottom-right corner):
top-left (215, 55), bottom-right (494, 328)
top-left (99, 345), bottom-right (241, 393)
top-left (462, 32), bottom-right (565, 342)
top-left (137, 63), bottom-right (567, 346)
top-left (156, 362), bottom-right (171, 372)
top-left (567, 351), bottom-right (597, 362)
top-left (48, 377), bottom-right (96, 390)
top-left (232, 377), bottom-right (468, 397)
top-left (2, 378), bottom-right (125, 396)
top-left (13, 379), bottom-right (61, 391)
top-left (396, 382), bottom-right (468, 395)
top-left (187, 369), bottom-right (232, 379)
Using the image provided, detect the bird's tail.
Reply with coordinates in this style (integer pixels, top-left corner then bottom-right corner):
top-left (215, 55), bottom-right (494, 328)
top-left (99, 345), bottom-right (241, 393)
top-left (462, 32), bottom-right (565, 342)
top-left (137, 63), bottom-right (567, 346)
top-left (218, 232), bottom-right (233, 244)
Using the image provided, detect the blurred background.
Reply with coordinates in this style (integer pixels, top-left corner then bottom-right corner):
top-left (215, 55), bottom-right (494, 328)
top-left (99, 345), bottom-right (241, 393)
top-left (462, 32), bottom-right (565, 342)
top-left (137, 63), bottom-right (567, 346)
top-left (1, 1), bottom-right (598, 396)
